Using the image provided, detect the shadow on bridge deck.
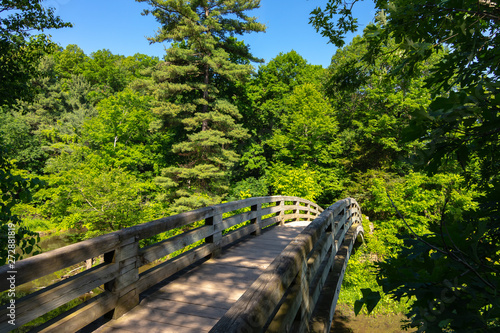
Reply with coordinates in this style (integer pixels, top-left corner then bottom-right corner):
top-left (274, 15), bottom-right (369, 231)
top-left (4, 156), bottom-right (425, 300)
top-left (94, 221), bottom-right (310, 333)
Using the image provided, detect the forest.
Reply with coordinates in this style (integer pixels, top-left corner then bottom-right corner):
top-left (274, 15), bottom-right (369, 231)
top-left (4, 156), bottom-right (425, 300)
top-left (1, 0), bottom-right (499, 331)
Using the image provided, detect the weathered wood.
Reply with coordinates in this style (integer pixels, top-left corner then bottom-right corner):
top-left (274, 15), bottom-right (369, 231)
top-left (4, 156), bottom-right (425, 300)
top-left (137, 243), bottom-right (216, 294)
top-left (0, 262), bottom-right (118, 330)
top-left (309, 223), bottom-right (363, 333)
top-left (219, 209), bottom-right (258, 231)
top-left (210, 222), bottom-right (323, 332)
top-left (210, 198), bottom-right (362, 333)
top-left (0, 233), bottom-right (120, 292)
top-left (35, 292), bottom-right (118, 333)
top-left (104, 236), bottom-right (140, 320)
top-left (220, 223), bottom-right (258, 248)
top-left (0, 195), bottom-right (327, 332)
top-left (261, 215), bottom-right (281, 229)
top-left (265, 274), bottom-right (304, 333)
top-left (119, 206), bottom-right (217, 241)
top-left (277, 200), bottom-right (285, 226)
top-left (206, 210), bottom-right (223, 258)
top-left (139, 225), bottom-right (215, 265)
top-left (251, 204), bottom-right (262, 236)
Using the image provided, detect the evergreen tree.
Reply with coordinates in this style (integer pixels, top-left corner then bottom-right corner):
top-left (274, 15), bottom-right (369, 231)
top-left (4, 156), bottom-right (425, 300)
top-left (137, 0), bottom-right (265, 213)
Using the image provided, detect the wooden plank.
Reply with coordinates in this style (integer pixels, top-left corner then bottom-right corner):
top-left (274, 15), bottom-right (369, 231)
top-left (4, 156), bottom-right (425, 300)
top-left (137, 243), bottom-right (215, 294)
top-left (141, 298), bottom-right (228, 319)
top-left (261, 215), bottom-right (281, 228)
top-left (251, 203), bottom-right (262, 236)
top-left (0, 233), bottom-right (120, 291)
top-left (100, 323), bottom-right (208, 333)
top-left (306, 231), bottom-right (333, 284)
top-left (35, 292), bottom-right (118, 333)
top-left (209, 200), bottom-right (349, 332)
top-left (173, 262), bottom-right (261, 286)
top-left (209, 226), bottom-right (321, 332)
top-left (219, 210), bottom-right (258, 231)
top-left (97, 306), bottom-right (218, 332)
top-left (139, 225), bottom-right (214, 265)
top-left (309, 222), bottom-right (363, 332)
top-left (220, 223), bottom-right (258, 247)
top-left (154, 282), bottom-right (242, 304)
top-left (0, 262), bottom-right (118, 330)
top-left (265, 275), bottom-right (303, 333)
top-left (119, 206), bottom-right (218, 241)
top-left (110, 306), bottom-right (219, 330)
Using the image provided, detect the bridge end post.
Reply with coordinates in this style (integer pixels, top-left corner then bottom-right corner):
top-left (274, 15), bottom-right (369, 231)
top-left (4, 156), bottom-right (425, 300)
top-left (104, 235), bottom-right (140, 319)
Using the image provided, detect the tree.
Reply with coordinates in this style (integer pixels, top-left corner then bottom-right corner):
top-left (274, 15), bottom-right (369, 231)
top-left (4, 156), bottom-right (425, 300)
top-left (237, 51), bottom-right (325, 182)
top-left (137, 0), bottom-right (265, 213)
top-left (326, 35), bottom-right (442, 174)
top-left (265, 83), bottom-right (343, 205)
top-left (0, 143), bottom-right (43, 265)
top-left (311, 1), bottom-right (500, 330)
top-left (0, 0), bottom-right (71, 106)
top-left (244, 50), bottom-right (324, 137)
top-left (37, 148), bottom-right (154, 239)
top-left (83, 89), bottom-right (159, 177)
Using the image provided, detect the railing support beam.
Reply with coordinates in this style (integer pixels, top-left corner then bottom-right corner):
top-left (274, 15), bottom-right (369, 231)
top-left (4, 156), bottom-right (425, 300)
top-left (104, 236), bottom-right (140, 319)
top-left (206, 210), bottom-right (223, 258)
top-left (251, 203), bottom-right (262, 236)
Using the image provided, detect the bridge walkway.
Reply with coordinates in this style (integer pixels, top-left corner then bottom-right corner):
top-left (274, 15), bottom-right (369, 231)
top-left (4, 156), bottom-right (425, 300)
top-left (95, 221), bottom-right (310, 333)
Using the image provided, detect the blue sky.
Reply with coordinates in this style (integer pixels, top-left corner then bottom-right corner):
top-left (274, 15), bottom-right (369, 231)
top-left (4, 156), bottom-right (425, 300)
top-left (43, 0), bottom-right (376, 68)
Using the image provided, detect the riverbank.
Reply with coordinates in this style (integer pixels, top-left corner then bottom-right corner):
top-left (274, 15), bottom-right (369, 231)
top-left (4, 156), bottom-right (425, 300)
top-left (331, 304), bottom-right (415, 332)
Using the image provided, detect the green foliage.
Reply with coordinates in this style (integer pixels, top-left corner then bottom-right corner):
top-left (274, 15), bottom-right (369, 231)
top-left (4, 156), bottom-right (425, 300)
top-left (245, 50), bottom-right (325, 135)
top-left (83, 89), bottom-right (159, 176)
top-left (266, 162), bottom-right (322, 202)
top-left (138, 0), bottom-right (265, 213)
top-left (37, 149), bottom-right (155, 238)
top-left (227, 177), bottom-right (269, 202)
top-left (0, 0), bottom-right (71, 106)
top-left (263, 83), bottom-right (345, 205)
top-left (312, 1), bottom-right (500, 329)
top-left (0, 146), bottom-right (44, 264)
top-left (326, 35), bottom-right (440, 173)
top-left (236, 51), bottom-right (326, 181)
top-left (266, 83), bottom-right (340, 165)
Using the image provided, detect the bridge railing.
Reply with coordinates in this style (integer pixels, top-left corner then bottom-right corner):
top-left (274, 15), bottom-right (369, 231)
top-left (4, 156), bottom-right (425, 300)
top-left (211, 198), bottom-right (363, 333)
top-left (0, 196), bottom-right (322, 333)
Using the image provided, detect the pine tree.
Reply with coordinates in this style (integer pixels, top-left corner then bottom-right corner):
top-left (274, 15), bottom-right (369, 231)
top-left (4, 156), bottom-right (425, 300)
top-left (137, 0), bottom-right (265, 213)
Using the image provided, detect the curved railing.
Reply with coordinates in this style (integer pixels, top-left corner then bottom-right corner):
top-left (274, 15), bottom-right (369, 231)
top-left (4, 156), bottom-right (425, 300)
top-left (211, 198), bottom-right (363, 333)
top-left (0, 196), bottom-right (322, 333)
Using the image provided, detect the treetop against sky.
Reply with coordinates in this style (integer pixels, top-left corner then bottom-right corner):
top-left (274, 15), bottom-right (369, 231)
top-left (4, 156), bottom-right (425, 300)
top-left (32, 0), bottom-right (375, 68)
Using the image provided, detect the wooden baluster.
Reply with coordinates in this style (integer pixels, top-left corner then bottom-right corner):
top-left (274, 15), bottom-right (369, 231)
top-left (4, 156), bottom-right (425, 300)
top-left (277, 200), bottom-right (285, 226)
top-left (294, 200), bottom-right (300, 221)
top-left (206, 209), bottom-right (223, 258)
top-left (104, 235), bottom-right (140, 319)
top-left (251, 203), bottom-right (262, 236)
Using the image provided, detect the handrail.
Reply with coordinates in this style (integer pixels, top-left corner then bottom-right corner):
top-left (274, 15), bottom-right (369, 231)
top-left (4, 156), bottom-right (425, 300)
top-left (0, 196), bottom-right (322, 333)
top-left (210, 198), bottom-right (363, 333)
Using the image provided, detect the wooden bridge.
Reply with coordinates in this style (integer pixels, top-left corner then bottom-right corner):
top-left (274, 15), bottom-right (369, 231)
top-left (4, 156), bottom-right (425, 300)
top-left (0, 196), bottom-right (363, 333)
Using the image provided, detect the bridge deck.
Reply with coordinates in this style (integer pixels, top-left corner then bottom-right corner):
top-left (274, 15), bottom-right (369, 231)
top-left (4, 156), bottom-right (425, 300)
top-left (95, 221), bottom-right (310, 333)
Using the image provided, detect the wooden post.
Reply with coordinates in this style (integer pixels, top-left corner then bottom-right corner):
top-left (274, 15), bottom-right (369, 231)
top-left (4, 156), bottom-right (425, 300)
top-left (306, 203), bottom-right (311, 221)
top-left (277, 200), bottom-right (285, 226)
top-left (104, 235), bottom-right (140, 319)
top-left (206, 210), bottom-right (223, 258)
top-left (251, 203), bottom-right (262, 236)
top-left (294, 200), bottom-right (300, 221)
